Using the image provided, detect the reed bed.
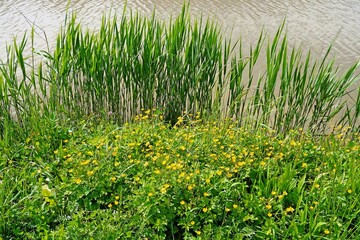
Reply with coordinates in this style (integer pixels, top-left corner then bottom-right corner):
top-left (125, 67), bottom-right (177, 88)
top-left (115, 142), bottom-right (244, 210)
top-left (1, 5), bottom-right (360, 239)
top-left (0, 4), bottom-right (359, 141)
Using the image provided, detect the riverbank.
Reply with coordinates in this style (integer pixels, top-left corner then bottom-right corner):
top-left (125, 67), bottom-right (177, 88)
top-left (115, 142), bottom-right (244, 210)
top-left (1, 113), bottom-right (359, 239)
top-left (0, 5), bottom-right (360, 239)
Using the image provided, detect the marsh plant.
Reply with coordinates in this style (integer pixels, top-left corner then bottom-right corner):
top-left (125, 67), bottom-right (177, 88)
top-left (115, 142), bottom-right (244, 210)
top-left (0, 113), bottom-right (359, 238)
top-left (1, 4), bottom-right (360, 140)
top-left (0, 4), bottom-right (360, 238)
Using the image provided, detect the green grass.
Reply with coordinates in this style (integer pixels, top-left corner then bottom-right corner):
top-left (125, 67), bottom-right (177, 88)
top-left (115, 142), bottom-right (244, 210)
top-left (0, 4), bottom-right (359, 142)
top-left (0, 112), bottom-right (359, 239)
top-left (0, 3), bottom-right (360, 239)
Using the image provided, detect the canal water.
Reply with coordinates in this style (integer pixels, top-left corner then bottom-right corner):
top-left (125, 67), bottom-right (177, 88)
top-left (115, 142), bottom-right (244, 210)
top-left (1, 0), bottom-right (360, 66)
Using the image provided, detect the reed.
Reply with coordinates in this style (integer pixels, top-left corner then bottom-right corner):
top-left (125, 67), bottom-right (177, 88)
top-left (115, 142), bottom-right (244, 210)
top-left (0, 4), bottom-right (359, 141)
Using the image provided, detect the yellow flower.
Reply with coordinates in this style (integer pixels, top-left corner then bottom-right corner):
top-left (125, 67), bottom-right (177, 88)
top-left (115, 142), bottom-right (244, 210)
top-left (236, 161), bottom-right (245, 167)
top-left (115, 196), bottom-right (120, 200)
top-left (75, 178), bottom-right (81, 184)
top-left (80, 160), bottom-right (91, 166)
top-left (87, 170), bottom-right (94, 176)
top-left (175, 116), bottom-right (183, 125)
top-left (114, 201), bottom-right (119, 205)
top-left (347, 189), bottom-right (352, 194)
top-left (285, 206), bottom-right (295, 213)
top-left (233, 204), bottom-right (238, 209)
top-left (180, 200), bottom-right (186, 205)
top-left (154, 169), bottom-right (161, 174)
top-left (225, 208), bottom-right (230, 212)
top-left (187, 185), bottom-right (193, 190)
top-left (108, 203), bottom-right (112, 208)
top-left (203, 192), bottom-right (210, 197)
top-left (266, 204), bottom-right (272, 210)
top-left (205, 178), bottom-right (211, 184)
top-left (190, 221), bottom-right (195, 225)
top-left (114, 162), bottom-right (120, 167)
top-left (202, 207), bottom-right (208, 213)
top-left (111, 177), bottom-right (116, 182)
top-left (267, 213), bottom-right (272, 217)
top-left (314, 183), bottom-right (320, 189)
top-left (324, 229), bottom-right (330, 235)
top-left (271, 191), bottom-right (277, 195)
top-left (196, 230), bottom-right (201, 235)
top-left (148, 192), bottom-right (153, 197)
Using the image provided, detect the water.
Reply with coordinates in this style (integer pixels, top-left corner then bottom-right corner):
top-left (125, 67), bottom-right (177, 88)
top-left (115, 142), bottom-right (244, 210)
top-left (1, 0), bottom-right (359, 67)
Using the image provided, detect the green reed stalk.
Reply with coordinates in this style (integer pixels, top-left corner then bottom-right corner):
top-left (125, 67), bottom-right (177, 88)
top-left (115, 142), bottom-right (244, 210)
top-left (1, 3), bottom-right (359, 138)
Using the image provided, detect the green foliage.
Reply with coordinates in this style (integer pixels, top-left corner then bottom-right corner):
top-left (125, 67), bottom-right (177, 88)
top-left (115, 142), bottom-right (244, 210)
top-left (0, 4), bottom-right (359, 142)
top-left (0, 4), bottom-right (360, 238)
top-left (1, 113), bottom-right (359, 239)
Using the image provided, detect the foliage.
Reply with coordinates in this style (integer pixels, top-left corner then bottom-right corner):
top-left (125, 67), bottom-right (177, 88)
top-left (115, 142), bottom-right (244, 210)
top-left (0, 4), bottom-right (359, 143)
top-left (1, 112), bottom-right (359, 239)
top-left (0, 3), bottom-right (360, 239)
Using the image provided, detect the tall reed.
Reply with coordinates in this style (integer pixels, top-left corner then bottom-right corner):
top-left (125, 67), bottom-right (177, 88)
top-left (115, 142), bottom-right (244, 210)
top-left (0, 4), bottom-right (359, 141)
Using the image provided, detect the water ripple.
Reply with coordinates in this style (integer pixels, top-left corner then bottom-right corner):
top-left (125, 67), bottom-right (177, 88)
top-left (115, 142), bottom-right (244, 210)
top-left (0, 0), bottom-right (359, 66)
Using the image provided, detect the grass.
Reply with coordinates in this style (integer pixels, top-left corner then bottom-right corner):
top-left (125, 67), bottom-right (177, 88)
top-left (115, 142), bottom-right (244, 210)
top-left (0, 3), bottom-right (360, 239)
top-left (0, 4), bottom-right (359, 141)
top-left (0, 112), bottom-right (359, 239)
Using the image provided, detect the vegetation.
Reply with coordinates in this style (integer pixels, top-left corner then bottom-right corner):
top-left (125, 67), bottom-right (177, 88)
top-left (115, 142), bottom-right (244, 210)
top-left (0, 3), bottom-right (359, 239)
top-left (1, 113), bottom-right (359, 239)
top-left (1, 5), bottom-right (359, 140)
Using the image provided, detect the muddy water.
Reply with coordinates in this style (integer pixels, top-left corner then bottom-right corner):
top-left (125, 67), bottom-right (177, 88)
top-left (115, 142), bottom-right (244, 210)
top-left (1, 0), bottom-right (360, 66)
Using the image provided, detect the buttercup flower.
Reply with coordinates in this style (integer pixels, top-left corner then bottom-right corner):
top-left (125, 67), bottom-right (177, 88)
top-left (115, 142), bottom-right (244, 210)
top-left (285, 206), bottom-right (295, 213)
